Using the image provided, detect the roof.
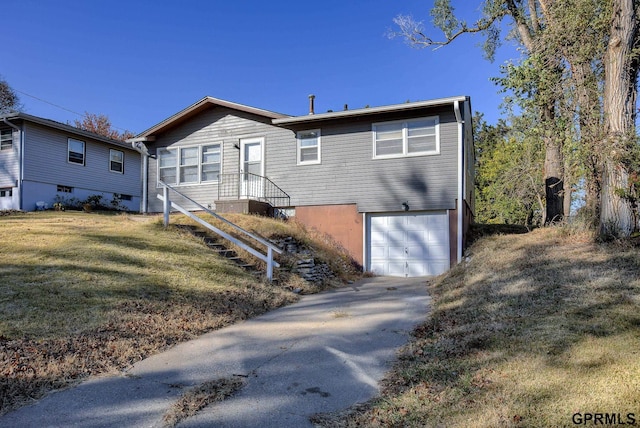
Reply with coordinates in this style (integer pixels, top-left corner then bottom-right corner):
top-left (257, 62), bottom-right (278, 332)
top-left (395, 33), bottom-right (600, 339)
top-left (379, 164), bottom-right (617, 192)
top-left (136, 96), bottom-right (290, 138)
top-left (272, 96), bottom-right (470, 125)
top-left (0, 112), bottom-right (134, 150)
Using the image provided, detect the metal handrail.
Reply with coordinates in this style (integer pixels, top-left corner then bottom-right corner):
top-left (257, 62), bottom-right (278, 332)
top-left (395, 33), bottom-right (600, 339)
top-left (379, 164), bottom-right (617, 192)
top-left (157, 181), bottom-right (282, 280)
top-left (217, 173), bottom-right (290, 207)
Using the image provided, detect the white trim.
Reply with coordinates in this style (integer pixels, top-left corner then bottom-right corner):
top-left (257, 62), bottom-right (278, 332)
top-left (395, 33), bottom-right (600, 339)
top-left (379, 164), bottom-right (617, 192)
top-left (372, 116), bottom-right (440, 159)
top-left (67, 138), bottom-right (85, 166)
top-left (156, 142), bottom-right (223, 188)
top-left (109, 148), bottom-right (125, 174)
top-left (454, 100), bottom-right (463, 264)
top-left (296, 129), bottom-right (321, 165)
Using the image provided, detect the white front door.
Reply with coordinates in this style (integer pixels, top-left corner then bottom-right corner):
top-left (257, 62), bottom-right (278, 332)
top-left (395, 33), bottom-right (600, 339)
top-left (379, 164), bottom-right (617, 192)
top-left (239, 137), bottom-right (264, 199)
top-left (368, 212), bottom-right (450, 277)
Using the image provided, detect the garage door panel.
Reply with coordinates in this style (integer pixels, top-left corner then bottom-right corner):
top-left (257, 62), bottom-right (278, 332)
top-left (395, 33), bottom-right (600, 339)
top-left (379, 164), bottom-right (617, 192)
top-left (368, 212), bottom-right (450, 277)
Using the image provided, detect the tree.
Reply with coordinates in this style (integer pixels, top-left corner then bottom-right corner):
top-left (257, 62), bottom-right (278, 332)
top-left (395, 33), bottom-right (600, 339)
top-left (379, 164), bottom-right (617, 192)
top-left (73, 112), bottom-right (134, 141)
top-left (474, 113), bottom-right (545, 226)
top-left (0, 78), bottom-right (22, 114)
top-left (392, 0), bottom-right (640, 236)
top-left (391, 0), bottom-right (567, 225)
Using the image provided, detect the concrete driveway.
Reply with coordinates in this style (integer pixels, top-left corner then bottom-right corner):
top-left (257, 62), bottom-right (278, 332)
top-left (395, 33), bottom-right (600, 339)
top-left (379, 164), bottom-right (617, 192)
top-left (0, 276), bottom-right (431, 427)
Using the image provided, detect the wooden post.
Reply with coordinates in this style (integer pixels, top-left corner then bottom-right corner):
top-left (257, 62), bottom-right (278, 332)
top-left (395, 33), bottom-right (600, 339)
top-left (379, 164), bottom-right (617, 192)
top-left (163, 185), bottom-right (170, 227)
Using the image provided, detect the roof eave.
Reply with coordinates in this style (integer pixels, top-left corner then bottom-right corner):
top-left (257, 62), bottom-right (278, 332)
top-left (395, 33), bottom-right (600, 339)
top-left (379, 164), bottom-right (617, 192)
top-left (136, 96), bottom-right (291, 138)
top-left (1, 112), bottom-right (133, 149)
top-left (272, 96), bottom-right (470, 125)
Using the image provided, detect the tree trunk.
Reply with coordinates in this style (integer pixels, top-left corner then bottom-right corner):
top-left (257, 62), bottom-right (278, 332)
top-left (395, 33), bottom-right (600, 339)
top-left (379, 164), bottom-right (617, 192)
top-left (599, 0), bottom-right (638, 237)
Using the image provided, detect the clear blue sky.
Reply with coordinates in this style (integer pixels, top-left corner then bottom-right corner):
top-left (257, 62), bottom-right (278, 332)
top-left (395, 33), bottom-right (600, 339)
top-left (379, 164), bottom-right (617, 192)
top-left (4, 0), bottom-right (518, 134)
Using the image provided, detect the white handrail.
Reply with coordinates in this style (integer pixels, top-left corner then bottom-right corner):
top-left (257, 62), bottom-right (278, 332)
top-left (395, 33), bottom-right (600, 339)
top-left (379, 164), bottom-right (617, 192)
top-left (157, 186), bottom-right (281, 281)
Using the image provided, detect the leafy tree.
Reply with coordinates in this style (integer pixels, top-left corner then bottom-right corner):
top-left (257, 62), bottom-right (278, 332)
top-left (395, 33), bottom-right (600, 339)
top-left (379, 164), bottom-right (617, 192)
top-left (391, 0), bottom-right (567, 225)
top-left (74, 112), bottom-right (134, 141)
top-left (392, 0), bottom-right (640, 237)
top-left (0, 78), bottom-right (22, 114)
top-left (474, 113), bottom-right (545, 226)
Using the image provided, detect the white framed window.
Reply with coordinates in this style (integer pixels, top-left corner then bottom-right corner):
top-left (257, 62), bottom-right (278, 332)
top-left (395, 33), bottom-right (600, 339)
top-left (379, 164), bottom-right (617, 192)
top-left (373, 117), bottom-right (439, 159)
top-left (0, 188), bottom-right (12, 197)
top-left (0, 129), bottom-right (12, 151)
top-left (201, 144), bottom-right (221, 182)
top-left (109, 149), bottom-right (124, 173)
top-left (158, 143), bottom-right (222, 186)
top-left (57, 185), bottom-right (73, 193)
top-left (68, 138), bottom-right (85, 165)
top-left (297, 129), bottom-right (321, 165)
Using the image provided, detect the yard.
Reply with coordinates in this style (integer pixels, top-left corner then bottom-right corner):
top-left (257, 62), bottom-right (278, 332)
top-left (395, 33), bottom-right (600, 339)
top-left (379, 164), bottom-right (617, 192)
top-left (0, 211), bottom-right (358, 415)
top-left (314, 227), bottom-right (640, 427)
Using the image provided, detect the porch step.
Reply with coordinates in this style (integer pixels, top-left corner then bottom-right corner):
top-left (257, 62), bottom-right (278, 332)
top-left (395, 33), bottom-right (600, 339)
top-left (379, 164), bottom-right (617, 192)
top-left (175, 225), bottom-right (260, 275)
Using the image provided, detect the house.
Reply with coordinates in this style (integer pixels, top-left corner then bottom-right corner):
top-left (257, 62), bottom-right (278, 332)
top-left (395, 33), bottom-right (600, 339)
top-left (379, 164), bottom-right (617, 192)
top-left (0, 112), bottom-right (142, 212)
top-left (132, 95), bottom-right (474, 277)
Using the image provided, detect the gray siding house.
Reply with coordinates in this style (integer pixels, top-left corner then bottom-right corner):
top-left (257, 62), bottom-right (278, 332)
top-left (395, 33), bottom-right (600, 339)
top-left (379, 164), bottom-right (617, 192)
top-left (0, 113), bottom-right (142, 212)
top-left (133, 96), bottom-right (474, 277)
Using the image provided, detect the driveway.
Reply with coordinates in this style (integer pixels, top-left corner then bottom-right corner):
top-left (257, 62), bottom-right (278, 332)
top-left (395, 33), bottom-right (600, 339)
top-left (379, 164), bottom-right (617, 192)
top-left (0, 276), bottom-right (430, 427)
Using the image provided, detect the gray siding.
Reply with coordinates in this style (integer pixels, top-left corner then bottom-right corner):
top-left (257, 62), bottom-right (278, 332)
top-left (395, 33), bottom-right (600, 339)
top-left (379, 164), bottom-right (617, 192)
top-left (146, 105), bottom-right (462, 214)
top-left (146, 107), bottom-right (293, 212)
top-left (268, 107), bottom-right (459, 212)
top-left (0, 127), bottom-right (20, 188)
top-left (22, 122), bottom-right (141, 196)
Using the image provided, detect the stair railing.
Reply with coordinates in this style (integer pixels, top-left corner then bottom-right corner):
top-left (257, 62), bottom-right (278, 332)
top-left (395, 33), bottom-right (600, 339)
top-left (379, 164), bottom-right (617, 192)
top-left (157, 182), bottom-right (282, 281)
top-left (217, 173), bottom-right (290, 207)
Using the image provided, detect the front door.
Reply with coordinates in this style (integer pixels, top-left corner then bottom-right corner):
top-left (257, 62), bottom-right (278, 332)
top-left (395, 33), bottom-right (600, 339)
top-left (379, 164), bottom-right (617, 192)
top-left (239, 137), bottom-right (264, 199)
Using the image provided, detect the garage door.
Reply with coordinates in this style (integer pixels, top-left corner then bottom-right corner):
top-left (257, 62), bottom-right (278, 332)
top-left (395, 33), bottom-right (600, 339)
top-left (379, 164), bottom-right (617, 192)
top-left (368, 212), bottom-right (450, 277)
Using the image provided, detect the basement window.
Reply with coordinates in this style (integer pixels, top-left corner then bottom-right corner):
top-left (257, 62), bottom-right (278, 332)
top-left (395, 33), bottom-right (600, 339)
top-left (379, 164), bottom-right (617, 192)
top-left (57, 185), bottom-right (73, 193)
top-left (0, 188), bottom-right (12, 197)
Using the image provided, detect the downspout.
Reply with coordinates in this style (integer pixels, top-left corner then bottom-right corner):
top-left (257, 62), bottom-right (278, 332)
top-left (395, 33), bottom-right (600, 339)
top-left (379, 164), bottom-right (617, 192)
top-left (127, 137), bottom-right (151, 214)
top-left (3, 118), bottom-right (22, 210)
top-left (453, 101), bottom-right (463, 264)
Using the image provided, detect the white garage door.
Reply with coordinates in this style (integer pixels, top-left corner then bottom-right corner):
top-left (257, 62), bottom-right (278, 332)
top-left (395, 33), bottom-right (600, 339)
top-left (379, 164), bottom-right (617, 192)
top-left (368, 212), bottom-right (450, 277)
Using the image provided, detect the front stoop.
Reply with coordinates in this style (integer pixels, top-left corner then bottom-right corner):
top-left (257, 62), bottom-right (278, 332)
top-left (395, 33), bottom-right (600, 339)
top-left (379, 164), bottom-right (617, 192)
top-left (214, 199), bottom-right (273, 216)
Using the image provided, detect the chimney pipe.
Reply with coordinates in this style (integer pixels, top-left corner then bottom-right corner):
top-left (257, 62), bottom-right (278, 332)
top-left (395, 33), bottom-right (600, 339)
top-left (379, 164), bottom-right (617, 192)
top-left (308, 94), bottom-right (315, 115)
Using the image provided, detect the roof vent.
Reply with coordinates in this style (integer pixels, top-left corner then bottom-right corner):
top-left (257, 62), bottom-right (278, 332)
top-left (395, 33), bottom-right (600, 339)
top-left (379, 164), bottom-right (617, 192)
top-left (308, 94), bottom-right (315, 115)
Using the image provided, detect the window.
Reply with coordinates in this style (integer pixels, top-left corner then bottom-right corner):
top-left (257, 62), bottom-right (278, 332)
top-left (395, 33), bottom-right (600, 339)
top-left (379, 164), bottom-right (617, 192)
top-left (158, 144), bottom-right (222, 186)
top-left (68, 138), bottom-right (85, 165)
top-left (0, 188), bottom-right (12, 197)
top-left (158, 148), bottom-right (177, 184)
top-left (373, 117), bottom-right (439, 159)
top-left (113, 193), bottom-right (132, 201)
top-left (0, 129), bottom-right (12, 151)
top-left (109, 149), bottom-right (124, 173)
top-left (201, 144), bottom-right (221, 181)
top-left (57, 185), bottom-right (73, 193)
top-left (297, 130), bottom-right (321, 164)
top-left (180, 147), bottom-right (199, 183)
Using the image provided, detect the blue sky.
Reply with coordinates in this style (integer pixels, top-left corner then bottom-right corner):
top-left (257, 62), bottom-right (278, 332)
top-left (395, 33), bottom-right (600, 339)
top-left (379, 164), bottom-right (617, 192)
top-left (4, 0), bottom-right (519, 134)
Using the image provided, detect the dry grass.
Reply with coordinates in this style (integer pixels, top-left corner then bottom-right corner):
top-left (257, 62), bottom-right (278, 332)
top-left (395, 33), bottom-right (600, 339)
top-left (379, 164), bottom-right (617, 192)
top-left (162, 377), bottom-right (246, 427)
top-left (0, 211), bottom-right (356, 415)
top-left (317, 226), bottom-right (640, 427)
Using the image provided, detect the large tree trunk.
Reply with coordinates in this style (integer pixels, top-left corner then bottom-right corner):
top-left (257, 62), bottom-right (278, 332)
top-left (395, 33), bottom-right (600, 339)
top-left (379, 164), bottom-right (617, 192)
top-left (600, 0), bottom-right (638, 237)
top-left (543, 103), bottom-right (564, 224)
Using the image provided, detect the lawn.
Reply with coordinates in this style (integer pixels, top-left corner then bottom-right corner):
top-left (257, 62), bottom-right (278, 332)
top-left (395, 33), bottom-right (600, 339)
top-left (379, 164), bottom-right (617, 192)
top-left (0, 211), bottom-right (357, 415)
top-left (315, 227), bottom-right (640, 427)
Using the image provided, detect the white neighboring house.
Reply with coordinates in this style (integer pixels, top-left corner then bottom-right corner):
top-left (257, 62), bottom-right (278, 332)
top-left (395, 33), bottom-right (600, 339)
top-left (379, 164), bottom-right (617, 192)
top-left (0, 112), bottom-right (141, 212)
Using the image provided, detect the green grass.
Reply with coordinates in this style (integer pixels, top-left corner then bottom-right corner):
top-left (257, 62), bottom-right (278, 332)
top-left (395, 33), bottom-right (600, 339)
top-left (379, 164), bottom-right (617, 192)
top-left (316, 227), bottom-right (640, 427)
top-left (0, 210), bottom-right (357, 415)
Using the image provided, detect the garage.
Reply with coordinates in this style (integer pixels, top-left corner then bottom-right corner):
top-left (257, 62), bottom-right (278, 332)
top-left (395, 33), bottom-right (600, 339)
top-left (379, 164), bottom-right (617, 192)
top-left (367, 211), bottom-right (450, 277)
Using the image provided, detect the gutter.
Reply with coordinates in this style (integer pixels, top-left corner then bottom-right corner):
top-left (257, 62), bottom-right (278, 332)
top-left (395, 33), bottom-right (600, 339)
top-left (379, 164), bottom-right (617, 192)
top-left (453, 101), bottom-right (463, 264)
top-left (126, 137), bottom-right (154, 214)
top-left (2, 118), bottom-right (23, 211)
